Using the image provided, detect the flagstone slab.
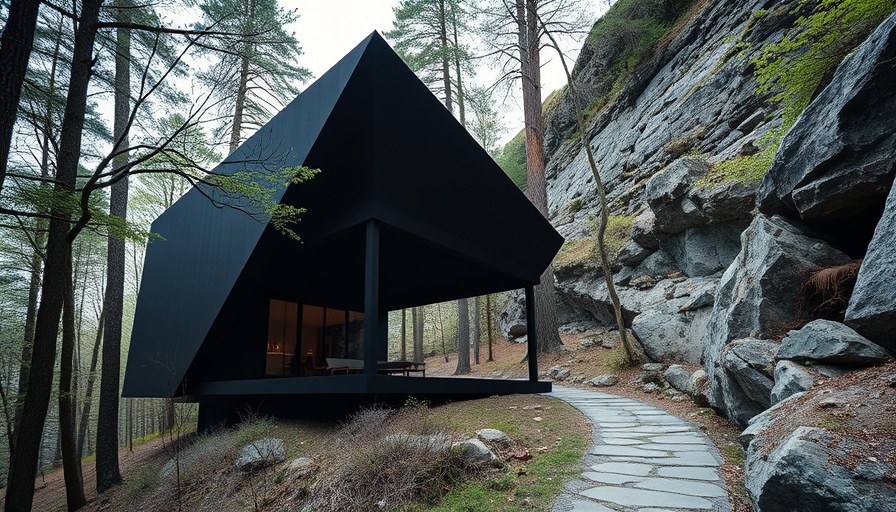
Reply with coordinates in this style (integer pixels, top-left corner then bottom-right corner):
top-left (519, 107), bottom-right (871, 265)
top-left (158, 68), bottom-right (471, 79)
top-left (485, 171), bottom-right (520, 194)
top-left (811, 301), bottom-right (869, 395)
top-left (579, 486), bottom-right (714, 509)
top-left (589, 462), bottom-right (655, 476)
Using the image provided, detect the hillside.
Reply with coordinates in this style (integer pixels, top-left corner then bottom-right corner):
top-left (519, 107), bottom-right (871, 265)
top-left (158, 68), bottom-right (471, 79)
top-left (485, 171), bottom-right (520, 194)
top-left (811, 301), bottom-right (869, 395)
top-left (498, 0), bottom-right (896, 509)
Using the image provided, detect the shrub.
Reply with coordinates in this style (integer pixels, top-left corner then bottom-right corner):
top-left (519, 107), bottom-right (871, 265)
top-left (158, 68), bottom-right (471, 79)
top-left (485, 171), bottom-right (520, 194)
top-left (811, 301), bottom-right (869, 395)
top-left (304, 406), bottom-right (490, 511)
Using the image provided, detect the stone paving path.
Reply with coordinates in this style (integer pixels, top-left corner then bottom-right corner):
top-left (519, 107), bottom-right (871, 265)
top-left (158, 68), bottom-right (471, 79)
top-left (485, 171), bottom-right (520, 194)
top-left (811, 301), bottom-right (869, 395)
top-left (547, 386), bottom-right (731, 512)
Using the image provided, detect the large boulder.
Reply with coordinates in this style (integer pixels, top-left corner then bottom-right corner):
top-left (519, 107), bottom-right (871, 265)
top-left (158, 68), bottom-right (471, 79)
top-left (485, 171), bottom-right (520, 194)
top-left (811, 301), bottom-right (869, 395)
top-left (662, 224), bottom-right (744, 277)
top-left (743, 364), bottom-right (896, 511)
top-left (645, 157), bottom-right (711, 234)
top-left (631, 208), bottom-right (659, 249)
top-left (747, 426), bottom-right (896, 511)
top-left (632, 309), bottom-right (707, 363)
top-left (758, 13), bottom-right (896, 225)
top-left (703, 215), bottom-right (850, 425)
top-left (720, 338), bottom-right (777, 426)
top-left (845, 176), bottom-right (896, 352)
top-left (769, 361), bottom-right (818, 405)
top-left (646, 157), bottom-right (757, 238)
top-left (777, 320), bottom-right (892, 366)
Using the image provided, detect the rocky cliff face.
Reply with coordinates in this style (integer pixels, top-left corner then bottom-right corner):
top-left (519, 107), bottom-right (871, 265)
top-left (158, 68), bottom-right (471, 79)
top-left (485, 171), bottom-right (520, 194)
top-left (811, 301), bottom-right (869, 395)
top-left (508, 1), bottom-right (896, 509)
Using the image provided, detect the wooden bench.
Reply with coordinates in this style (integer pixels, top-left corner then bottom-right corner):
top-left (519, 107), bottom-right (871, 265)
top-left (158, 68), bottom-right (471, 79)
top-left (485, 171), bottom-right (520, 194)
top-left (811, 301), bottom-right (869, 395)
top-left (324, 358), bottom-right (426, 376)
top-left (377, 361), bottom-right (426, 376)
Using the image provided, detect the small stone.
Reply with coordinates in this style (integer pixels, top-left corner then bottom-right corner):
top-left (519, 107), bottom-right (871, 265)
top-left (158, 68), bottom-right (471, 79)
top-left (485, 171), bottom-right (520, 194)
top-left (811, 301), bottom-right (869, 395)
top-left (235, 438), bottom-right (287, 472)
top-left (476, 429), bottom-right (514, 450)
top-left (640, 363), bottom-right (666, 383)
top-left (643, 382), bottom-right (660, 392)
top-left (451, 439), bottom-right (497, 463)
top-left (533, 416), bottom-right (543, 422)
top-left (590, 374), bottom-right (619, 387)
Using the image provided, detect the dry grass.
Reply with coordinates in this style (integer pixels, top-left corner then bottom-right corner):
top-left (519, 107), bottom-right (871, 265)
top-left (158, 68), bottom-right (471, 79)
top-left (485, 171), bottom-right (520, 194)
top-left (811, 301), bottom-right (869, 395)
top-left (15, 391), bottom-right (590, 512)
top-left (799, 259), bottom-right (863, 321)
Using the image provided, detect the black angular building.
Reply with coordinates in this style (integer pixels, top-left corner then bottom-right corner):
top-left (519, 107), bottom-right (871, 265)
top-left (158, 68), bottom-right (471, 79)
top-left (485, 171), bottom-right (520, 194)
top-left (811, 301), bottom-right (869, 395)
top-left (122, 32), bottom-right (563, 426)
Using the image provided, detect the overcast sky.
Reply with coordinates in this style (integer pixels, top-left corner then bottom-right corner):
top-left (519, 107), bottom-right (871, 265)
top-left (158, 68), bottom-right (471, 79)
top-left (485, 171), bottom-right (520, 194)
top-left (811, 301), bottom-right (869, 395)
top-left (288, 0), bottom-right (608, 144)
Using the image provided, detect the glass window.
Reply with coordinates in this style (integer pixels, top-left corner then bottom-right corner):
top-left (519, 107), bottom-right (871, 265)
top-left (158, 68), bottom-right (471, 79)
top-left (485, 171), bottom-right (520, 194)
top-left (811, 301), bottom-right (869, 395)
top-left (266, 300), bottom-right (364, 376)
top-left (266, 299), bottom-right (297, 376)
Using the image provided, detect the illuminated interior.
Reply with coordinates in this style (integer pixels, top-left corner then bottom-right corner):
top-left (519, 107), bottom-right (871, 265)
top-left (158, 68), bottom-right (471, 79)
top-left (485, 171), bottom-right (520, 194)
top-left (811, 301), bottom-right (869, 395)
top-left (266, 299), bottom-right (364, 376)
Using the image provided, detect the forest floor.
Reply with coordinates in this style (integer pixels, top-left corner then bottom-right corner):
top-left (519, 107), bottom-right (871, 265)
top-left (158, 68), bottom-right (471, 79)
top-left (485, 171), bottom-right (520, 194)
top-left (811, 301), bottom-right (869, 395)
top-left (10, 330), bottom-right (751, 511)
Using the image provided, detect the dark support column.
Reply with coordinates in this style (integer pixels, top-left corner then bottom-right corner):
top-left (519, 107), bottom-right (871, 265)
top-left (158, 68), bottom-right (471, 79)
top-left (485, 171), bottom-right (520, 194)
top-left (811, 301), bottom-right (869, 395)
top-left (364, 220), bottom-right (380, 375)
top-left (525, 285), bottom-right (538, 382)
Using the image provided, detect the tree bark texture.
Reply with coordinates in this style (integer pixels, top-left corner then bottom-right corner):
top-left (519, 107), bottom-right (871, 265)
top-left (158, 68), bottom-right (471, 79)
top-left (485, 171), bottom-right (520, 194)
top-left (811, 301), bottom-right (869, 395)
top-left (77, 306), bottom-right (104, 457)
top-left (60, 251), bottom-right (87, 509)
top-left (0, 0), bottom-right (42, 194)
top-left (517, 0), bottom-right (562, 352)
top-left (472, 296), bottom-right (480, 364)
top-left (486, 295), bottom-right (494, 361)
top-left (4, 1), bottom-right (104, 509)
top-left (454, 299), bottom-right (470, 374)
top-left (412, 307), bottom-right (423, 363)
top-left (13, 15), bottom-right (61, 437)
top-left (14, 249), bottom-right (41, 438)
top-left (96, 5), bottom-right (131, 490)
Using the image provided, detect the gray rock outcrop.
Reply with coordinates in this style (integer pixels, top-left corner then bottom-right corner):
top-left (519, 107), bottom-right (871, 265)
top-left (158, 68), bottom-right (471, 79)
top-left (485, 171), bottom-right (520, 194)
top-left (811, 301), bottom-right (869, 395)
top-left (746, 426), bottom-right (896, 511)
top-left (703, 215), bottom-right (850, 426)
top-left (758, 13), bottom-right (896, 225)
top-left (719, 338), bottom-right (777, 426)
top-left (777, 319), bottom-right (892, 366)
top-left (632, 311), bottom-right (704, 363)
top-left (845, 172), bottom-right (896, 352)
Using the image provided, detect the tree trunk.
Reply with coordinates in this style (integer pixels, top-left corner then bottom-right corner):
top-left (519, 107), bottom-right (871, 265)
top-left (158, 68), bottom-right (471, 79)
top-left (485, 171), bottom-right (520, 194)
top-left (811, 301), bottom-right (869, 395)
top-left (438, 0), bottom-right (453, 112)
top-left (412, 307), bottom-right (423, 363)
top-left (228, 0), bottom-right (257, 154)
top-left (0, 0), bottom-right (42, 193)
top-left (540, 19), bottom-right (639, 364)
top-left (400, 308), bottom-right (407, 361)
top-left (450, 2), bottom-right (465, 125)
top-left (472, 296), bottom-right (480, 364)
top-left (486, 295), bottom-right (494, 361)
top-left (165, 400), bottom-right (175, 432)
top-left (13, 13), bottom-right (62, 437)
top-left (60, 250), bottom-right (87, 509)
top-left (517, 0), bottom-right (562, 352)
top-left (437, 303), bottom-right (448, 362)
top-left (77, 306), bottom-right (104, 457)
top-left (454, 299), bottom-right (470, 374)
top-left (96, 3), bottom-right (131, 491)
top-left (14, 249), bottom-right (41, 436)
top-left (4, 2), bottom-right (104, 509)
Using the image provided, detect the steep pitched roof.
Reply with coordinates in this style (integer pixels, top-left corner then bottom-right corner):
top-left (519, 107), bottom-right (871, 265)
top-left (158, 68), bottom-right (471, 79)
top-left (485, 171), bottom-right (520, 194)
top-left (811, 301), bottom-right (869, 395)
top-left (122, 32), bottom-right (562, 397)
